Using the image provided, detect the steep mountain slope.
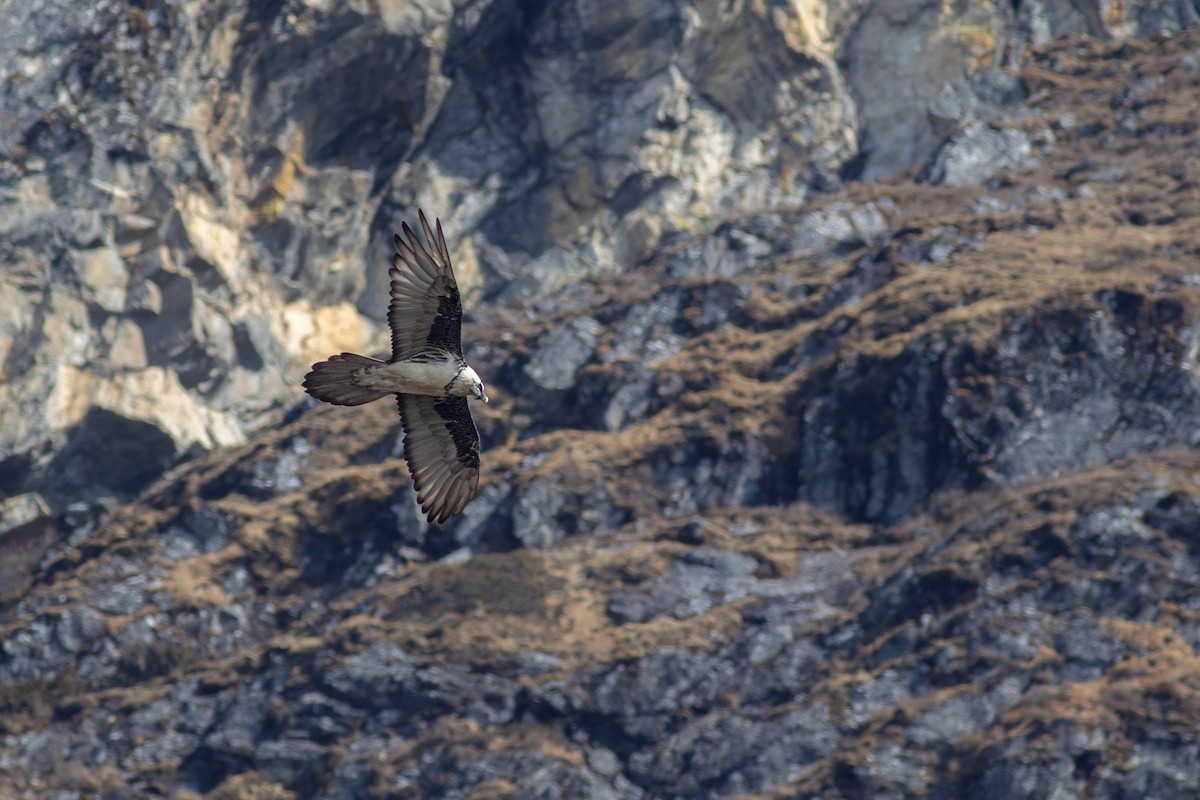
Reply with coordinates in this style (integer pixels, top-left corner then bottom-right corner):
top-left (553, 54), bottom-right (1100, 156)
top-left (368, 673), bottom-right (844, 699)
top-left (3, 0), bottom-right (1197, 521)
top-left (3, 30), bottom-right (1200, 799)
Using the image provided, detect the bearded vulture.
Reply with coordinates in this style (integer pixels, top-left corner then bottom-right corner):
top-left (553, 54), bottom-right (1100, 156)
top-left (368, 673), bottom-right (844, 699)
top-left (303, 211), bottom-right (487, 524)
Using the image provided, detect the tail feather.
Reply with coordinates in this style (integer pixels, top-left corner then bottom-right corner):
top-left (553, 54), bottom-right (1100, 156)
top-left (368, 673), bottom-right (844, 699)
top-left (303, 353), bottom-right (389, 406)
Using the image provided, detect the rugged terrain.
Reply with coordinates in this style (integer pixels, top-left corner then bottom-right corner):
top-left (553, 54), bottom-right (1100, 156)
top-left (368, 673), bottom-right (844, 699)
top-left (3, 0), bottom-right (1198, 513)
top-left (4, 3), bottom-right (1200, 800)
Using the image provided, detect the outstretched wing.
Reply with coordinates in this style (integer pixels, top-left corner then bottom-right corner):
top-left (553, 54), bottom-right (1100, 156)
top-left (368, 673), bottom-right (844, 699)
top-left (388, 210), bottom-right (464, 361)
top-left (397, 393), bottom-right (481, 524)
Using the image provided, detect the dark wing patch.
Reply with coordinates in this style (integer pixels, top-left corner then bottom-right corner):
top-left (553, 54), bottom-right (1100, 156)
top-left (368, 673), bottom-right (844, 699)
top-left (397, 393), bottom-right (481, 524)
top-left (388, 210), bottom-right (464, 361)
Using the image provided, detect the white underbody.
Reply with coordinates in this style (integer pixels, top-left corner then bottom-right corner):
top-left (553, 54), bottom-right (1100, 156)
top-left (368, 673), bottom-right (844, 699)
top-left (355, 357), bottom-right (461, 397)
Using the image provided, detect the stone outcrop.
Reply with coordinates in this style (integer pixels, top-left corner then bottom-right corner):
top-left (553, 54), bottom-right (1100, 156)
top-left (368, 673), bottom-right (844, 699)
top-left (4, 0), bottom-right (1196, 512)
top-left (3, 5), bottom-right (1200, 800)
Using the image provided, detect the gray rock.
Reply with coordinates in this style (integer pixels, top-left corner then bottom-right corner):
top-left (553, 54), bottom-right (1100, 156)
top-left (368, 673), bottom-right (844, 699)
top-left (795, 292), bottom-right (1200, 523)
top-left (928, 71), bottom-right (1027, 137)
top-left (174, 505), bottom-right (236, 555)
top-left (128, 679), bottom-right (218, 764)
top-left (791, 201), bottom-right (892, 260)
top-left (247, 436), bottom-right (311, 498)
top-left (0, 493), bottom-right (51, 536)
top-left (604, 373), bottom-right (657, 432)
top-left (513, 479), bottom-right (566, 549)
top-left (666, 216), bottom-right (790, 279)
top-left (606, 591), bottom-right (661, 625)
top-left (508, 651), bottom-right (563, 676)
top-left (321, 642), bottom-right (420, 695)
top-left (606, 292), bottom-right (687, 364)
top-left (1053, 615), bottom-right (1127, 682)
top-left (636, 547), bottom-right (760, 619)
top-left (0, 607), bottom-right (107, 681)
top-left (87, 575), bottom-right (151, 616)
top-left (255, 737), bottom-right (329, 785)
top-left (920, 123), bottom-right (1035, 186)
top-left (320, 641), bottom-right (518, 726)
top-left (907, 690), bottom-right (1001, 747)
top-left (524, 317), bottom-right (601, 391)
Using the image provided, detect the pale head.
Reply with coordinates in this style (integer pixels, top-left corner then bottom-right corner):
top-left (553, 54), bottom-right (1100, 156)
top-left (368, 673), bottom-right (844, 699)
top-left (451, 365), bottom-right (489, 403)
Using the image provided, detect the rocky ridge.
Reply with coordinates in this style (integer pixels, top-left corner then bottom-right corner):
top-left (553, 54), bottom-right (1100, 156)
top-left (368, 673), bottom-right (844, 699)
top-left (3, 27), bottom-right (1200, 800)
top-left (4, 0), bottom-right (1199, 518)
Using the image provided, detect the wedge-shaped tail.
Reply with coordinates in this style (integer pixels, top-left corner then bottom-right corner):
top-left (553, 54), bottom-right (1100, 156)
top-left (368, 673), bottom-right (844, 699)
top-left (302, 353), bottom-right (389, 406)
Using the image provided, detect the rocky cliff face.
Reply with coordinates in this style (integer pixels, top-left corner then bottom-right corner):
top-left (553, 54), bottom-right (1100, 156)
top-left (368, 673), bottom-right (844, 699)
top-left (3, 2), bottom-right (1200, 799)
top-left (4, 0), bottom-right (1197, 512)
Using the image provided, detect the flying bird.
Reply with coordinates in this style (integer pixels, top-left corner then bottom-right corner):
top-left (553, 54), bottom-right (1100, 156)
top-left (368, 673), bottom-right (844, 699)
top-left (303, 211), bottom-right (488, 523)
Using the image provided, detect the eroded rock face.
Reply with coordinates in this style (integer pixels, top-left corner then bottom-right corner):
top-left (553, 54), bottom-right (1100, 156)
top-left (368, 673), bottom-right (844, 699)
top-left (3, 12), bottom-right (1200, 800)
top-left (0, 0), bottom-right (866, 510)
top-left (792, 291), bottom-right (1200, 522)
top-left (2, 0), bottom-right (1187, 517)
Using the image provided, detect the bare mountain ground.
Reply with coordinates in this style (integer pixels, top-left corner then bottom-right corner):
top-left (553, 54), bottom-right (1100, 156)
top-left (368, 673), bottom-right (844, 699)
top-left (3, 31), bottom-right (1200, 800)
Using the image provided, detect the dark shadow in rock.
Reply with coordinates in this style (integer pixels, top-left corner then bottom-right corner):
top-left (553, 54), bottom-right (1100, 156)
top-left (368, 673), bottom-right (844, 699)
top-left (175, 745), bottom-right (251, 795)
top-left (297, 495), bottom-right (398, 588)
top-left (40, 407), bottom-right (177, 507)
top-left (0, 451), bottom-right (34, 501)
top-left (0, 494), bottom-right (60, 603)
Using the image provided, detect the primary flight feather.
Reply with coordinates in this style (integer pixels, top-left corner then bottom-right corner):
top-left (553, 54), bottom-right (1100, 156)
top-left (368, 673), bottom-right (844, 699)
top-left (302, 211), bottom-right (487, 524)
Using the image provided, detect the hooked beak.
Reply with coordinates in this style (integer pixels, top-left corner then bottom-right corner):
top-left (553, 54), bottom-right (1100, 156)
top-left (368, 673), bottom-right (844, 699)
top-left (479, 389), bottom-right (489, 404)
